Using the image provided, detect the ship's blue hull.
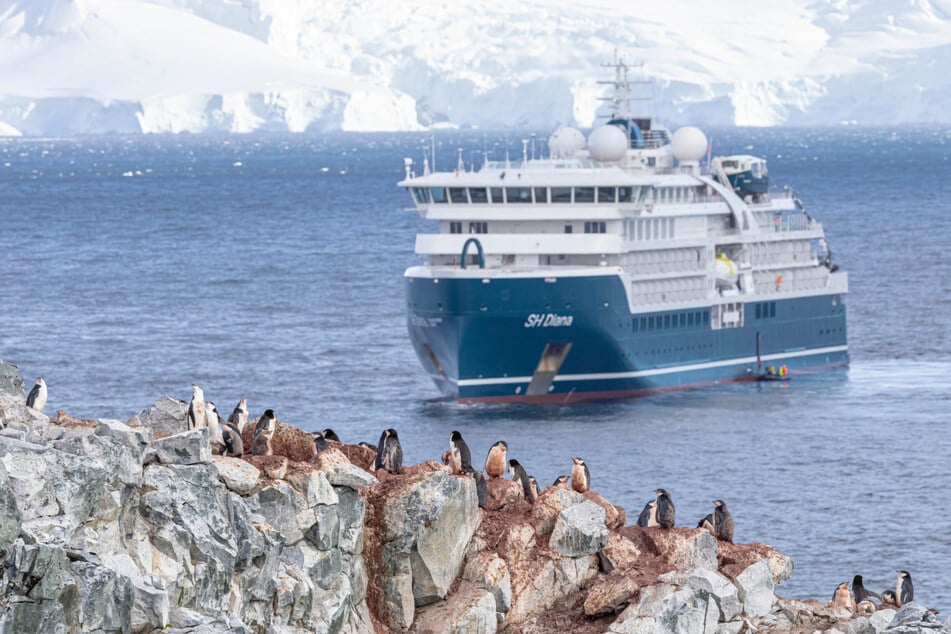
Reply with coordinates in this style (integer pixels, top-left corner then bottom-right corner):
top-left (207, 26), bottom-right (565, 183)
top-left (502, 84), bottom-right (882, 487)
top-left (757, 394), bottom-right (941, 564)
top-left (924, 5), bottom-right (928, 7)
top-left (405, 272), bottom-right (848, 403)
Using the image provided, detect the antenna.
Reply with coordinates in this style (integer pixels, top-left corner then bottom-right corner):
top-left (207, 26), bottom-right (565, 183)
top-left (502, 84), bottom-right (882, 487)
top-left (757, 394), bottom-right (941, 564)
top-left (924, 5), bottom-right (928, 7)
top-left (431, 135), bottom-right (436, 173)
top-left (597, 49), bottom-right (650, 121)
top-left (457, 147), bottom-right (464, 172)
top-left (530, 133), bottom-right (536, 161)
top-left (422, 144), bottom-right (431, 175)
top-left (521, 138), bottom-right (529, 164)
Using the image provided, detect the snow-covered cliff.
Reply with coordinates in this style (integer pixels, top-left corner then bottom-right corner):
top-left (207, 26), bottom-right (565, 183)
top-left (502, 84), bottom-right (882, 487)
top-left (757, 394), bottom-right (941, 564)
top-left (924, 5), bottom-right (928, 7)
top-left (1, 0), bottom-right (950, 135)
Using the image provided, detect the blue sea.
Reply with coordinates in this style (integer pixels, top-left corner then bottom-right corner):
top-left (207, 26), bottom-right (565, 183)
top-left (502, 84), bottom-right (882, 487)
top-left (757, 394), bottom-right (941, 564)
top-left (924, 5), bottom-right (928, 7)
top-left (2, 127), bottom-right (949, 611)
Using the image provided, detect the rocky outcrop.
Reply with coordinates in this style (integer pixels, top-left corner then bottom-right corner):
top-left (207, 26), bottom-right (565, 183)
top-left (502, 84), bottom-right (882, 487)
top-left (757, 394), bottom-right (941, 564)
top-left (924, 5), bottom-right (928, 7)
top-left (0, 361), bottom-right (945, 634)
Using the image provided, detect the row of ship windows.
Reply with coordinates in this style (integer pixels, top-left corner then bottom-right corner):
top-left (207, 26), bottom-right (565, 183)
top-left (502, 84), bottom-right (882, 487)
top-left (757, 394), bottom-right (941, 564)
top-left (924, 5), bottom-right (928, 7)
top-left (754, 302), bottom-right (777, 319)
top-left (449, 221), bottom-right (606, 234)
top-left (633, 310), bottom-right (711, 332)
top-left (414, 185), bottom-right (648, 205)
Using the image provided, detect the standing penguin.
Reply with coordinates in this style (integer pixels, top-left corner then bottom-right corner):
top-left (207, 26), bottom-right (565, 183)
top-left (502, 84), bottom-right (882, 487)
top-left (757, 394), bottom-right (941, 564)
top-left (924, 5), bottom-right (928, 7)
top-left (528, 476), bottom-right (540, 501)
top-left (204, 401), bottom-right (226, 448)
top-left (449, 431), bottom-right (473, 475)
top-left (636, 500), bottom-right (657, 527)
top-left (322, 428), bottom-right (341, 443)
top-left (312, 431), bottom-right (329, 453)
top-left (187, 384), bottom-right (206, 430)
top-left (375, 428), bottom-right (403, 474)
top-left (850, 575), bottom-right (880, 604)
top-left (570, 457), bottom-right (590, 493)
top-left (250, 413), bottom-right (275, 456)
top-left (484, 440), bottom-right (508, 479)
top-left (895, 570), bottom-right (914, 607)
top-left (698, 499), bottom-right (734, 542)
top-left (25, 377), bottom-right (48, 413)
top-left (832, 581), bottom-right (856, 612)
top-left (551, 475), bottom-right (569, 490)
top-left (253, 409), bottom-right (276, 437)
top-left (227, 398), bottom-right (248, 434)
top-left (654, 489), bottom-right (676, 528)
top-left (473, 471), bottom-right (487, 509)
top-left (221, 423), bottom-right (244, 457)
top-left (508, 459), bottom-right (534, 502)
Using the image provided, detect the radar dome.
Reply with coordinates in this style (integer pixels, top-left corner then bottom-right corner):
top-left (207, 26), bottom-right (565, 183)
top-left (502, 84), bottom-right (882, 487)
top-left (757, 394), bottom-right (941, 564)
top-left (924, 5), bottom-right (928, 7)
top-left (587, 125), bottom-right (628, 162)
top-left (548, 127), bottom-right (586, 158)
top-left (671, 126), bottom-right (708, 162)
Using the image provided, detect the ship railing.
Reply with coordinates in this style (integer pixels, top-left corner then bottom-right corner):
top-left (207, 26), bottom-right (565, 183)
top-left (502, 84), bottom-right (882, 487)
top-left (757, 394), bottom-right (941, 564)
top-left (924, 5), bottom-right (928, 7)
top-left (756, 214), bottom-right (821, 233)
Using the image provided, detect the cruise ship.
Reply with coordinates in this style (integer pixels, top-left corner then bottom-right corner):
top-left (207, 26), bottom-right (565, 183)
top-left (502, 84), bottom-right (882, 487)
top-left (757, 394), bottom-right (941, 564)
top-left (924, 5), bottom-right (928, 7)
top-left (398, 60), bottom-right (848, 403)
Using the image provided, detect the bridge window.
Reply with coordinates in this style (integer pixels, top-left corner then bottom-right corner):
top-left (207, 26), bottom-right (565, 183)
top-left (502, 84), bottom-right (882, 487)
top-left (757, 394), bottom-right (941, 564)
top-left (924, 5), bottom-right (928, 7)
top-left (584, 221), bottom-right (606, 234)
top-left (469, 222), bottom-right (487, 234)
top-left (597, 187), bottom-right (616, 203)
top-left (489, 187), bottom-right (503, 203)
top-left (564, 225), bottom-right (573, 234)
top-left (619, 187), bottom-right (632, 202)
top-left (534, 187), bottom-right (549, 203)
top-left (449, 187), bottom-right (468, 203)
top-left (551, 187), bottom-right (572, 203)
top-left (431, 187), bottom-right (447, 203)
top-left (506, 187), bottom-right (531, 203)
top-left (450, 222), bottom-right (462, 234)
top-left (575, 187), bottom-right (595, 203)
top-left (468, 188), bottom-right (488, 203)
top-left (412, 187), bottom-right (430, 203)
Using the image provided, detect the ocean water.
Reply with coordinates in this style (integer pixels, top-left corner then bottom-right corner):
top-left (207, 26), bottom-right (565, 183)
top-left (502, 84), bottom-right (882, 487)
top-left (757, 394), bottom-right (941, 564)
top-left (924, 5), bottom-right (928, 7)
top-left (2, 127), bottom-right (950, 611)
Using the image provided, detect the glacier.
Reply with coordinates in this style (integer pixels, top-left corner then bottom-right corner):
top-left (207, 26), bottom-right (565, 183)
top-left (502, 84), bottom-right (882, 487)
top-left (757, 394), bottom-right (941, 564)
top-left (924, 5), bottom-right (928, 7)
top-left (1, 0), bottom-right (950, 136)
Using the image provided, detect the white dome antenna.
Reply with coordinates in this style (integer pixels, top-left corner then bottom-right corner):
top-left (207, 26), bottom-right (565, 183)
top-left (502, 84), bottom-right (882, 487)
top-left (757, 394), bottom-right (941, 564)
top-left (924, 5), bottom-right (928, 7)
top-left (587, 125), bottom-right (628, 162)
top-left (671, 127), bottom-right (708, 163)
top-left (548, 127), bottom-right (586, 159)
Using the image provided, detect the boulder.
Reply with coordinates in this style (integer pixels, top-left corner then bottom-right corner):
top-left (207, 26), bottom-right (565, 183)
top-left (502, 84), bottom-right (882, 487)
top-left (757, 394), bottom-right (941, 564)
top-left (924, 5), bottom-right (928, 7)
top-left (505, 554), bottom-right (600, 626)
top-left (152, 427), bottom-right (211, 465)
top-left (0, 359), bottom-right (24, 399)
top-left (372, 470), bottom-right (479, 630)
top-left (598, 532), bottom-right (642, 574)
top-left (532, 487), bottom-right (583, 536)
top-left (253, 481), bottom-right (311, 546)
top-left (128, 396), bottom-right (188, 437)
top-left (734, 559), bottom-right (776, 618)
top-left (211, 455), bottom-right (261, 494)
top-left (583, 490), bottom-right (627, 530)
top-left (0, 460), bottom-right (21, 555)
top-left (463, 551), bottom-right (512, 618)
top-left (664, 568), bottom-right (742, 622)
top-left (412, 582), bottom-right (498, 634)
top-left (584, 573), bottom-right (640, 616)
top-left (870, 608), bottom-right (897, 632)
top-left (484, 476), bottom-right (523, 511)
top-left (284, 466), bottom-right (339, 507)
top-left (317, 447), bottom-right (378, 487)
top-left (608, 581), bottom-right (718, 634)
top-left (550, 500), bottom-right (608, 557)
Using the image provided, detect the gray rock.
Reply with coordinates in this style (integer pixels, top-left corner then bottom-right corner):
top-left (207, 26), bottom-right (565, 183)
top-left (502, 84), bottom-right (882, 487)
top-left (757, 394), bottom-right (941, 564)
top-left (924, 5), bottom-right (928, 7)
top-left (71, 561), bottom-right (134, 632)
top-left (0, 436), bottom-right (109, 529)
top-left (0, 359), bottom-right (24, 399)
top-left (886, 602), bottom-right (947, 633)
top-left (0, 461), bottom-right (21, 555)
top-left (152, 427), bottom-right (211, 465)
top-left (55, 428), bottom-right (145, 488)
top-left (609, 581), bottom-right (718, 634)
top-left (0, 393), bottom-right (49, 430)
top-left (734, 559), bottom-right (776, 618)
top-left (412, 582), bottom-right (498, 634)
top-left (871, 609), bottom-right (898, 632)
top-left (550, 500), bottom-right (608, 557)
top-left (305, 503), bottom-right (341, 551)
top-left (335, 485), bottom-right (367, 555)
top-left (670, 568), bottom-right (743, 622)
top-left (464, 551), bottom-right (512, 618)
top-left (323, 461), bottom-right (379, 488)
top-left (254, 481), bottom-right (311, 545)
top-left (128, 395), bottom-right (189, 436)
top-left (212, 455), bottom-right (261, 494)
top-left (96, 417), bottom-right (151, 457)
top-left (532, 487), bottom-right (584, 536)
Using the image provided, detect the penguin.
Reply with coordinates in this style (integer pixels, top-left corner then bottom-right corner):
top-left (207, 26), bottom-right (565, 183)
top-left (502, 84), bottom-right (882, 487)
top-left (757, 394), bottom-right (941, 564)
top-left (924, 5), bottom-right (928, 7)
top-left (322, 428), bottom-right (341, 443)
top-left (204, 401), bottom-right (226, 448)
top-left (25, 377), bottom-right (47, 413)
top-left (448, 430), bottom-right (473, 475)
top-left (551, 475), bottom-right (569, 490)
top-left (221, 423), bottom-right (244, 457)
top-left (508, 459), bottom-right (534, 502)
top-left (851, 574), bottom-right (880, 604)
top-left (375, 428), bottom-right (403, 474)
top-left (187, 384), bottom-right (206, 430)
top-left (896, 570), bottom-right (914, 607)
top-left (227, 398), bottom-right (248, 434)
top-left (484, 440), bottom-right (508, 479)
top-left (856, 600), bottom-right (876, 615)
top-left (880, 589), bottom-right (898, 608)
top-left (473, 471), bottom-right (487, 509)
top-left (358, 441), bottom-right (376, 451)
top-left (528, 476), bottom-right (540, 501)
top-left (636, 500), bottom-right (657, 527)
top-left (253, 409), bottom-right (276, 437)
top-left (699, 499), bottom-right (734, 543)
top-left (832, 581), bottom-right (856, 612)
top-left (250, 415), bottom-right (275, 456)
top-left (570, 456), bottom-right (590, 494)
top-left (312, 431), bottom-right (329, 453)
top-left (654, 489), bottom-right (676, 528)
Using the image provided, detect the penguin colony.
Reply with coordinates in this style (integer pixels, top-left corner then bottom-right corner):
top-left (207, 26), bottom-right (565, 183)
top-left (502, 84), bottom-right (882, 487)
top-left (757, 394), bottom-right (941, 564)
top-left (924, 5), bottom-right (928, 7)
top-left (22, 378), bottom-right (929, 615)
